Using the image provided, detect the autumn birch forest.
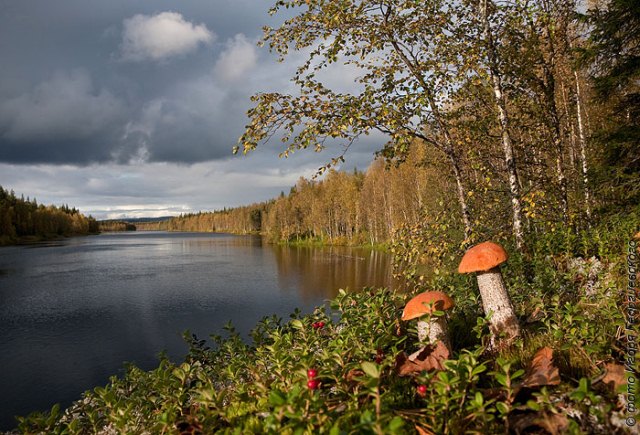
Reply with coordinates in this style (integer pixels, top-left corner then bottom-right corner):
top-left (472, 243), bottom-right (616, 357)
top-left (11, 1), bottom-right (640, 432)
top-left (146, 0), bottom-right (638, 261)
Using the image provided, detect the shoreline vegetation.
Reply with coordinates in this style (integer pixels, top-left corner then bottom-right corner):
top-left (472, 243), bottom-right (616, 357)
top-left (8, 212), bottom-right (640, 434)
top-left (2, 0), bottom-right (639, 432)
top-left (0, 187), bottom-right (99, 247)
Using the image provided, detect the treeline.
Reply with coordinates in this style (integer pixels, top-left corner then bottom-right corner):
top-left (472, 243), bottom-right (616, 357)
top-left (233, 0), bottom-right (638, 254)
top-left (149, 0), bottom-right (639, 254)
top-left (0, 186), bottom-right (98, 245)
top-left (98, 221), bottom-right (136, 232)
top-left (136, 204), bottom-right (265, 234)
top-left (141, 146), bottom-right (437, 244)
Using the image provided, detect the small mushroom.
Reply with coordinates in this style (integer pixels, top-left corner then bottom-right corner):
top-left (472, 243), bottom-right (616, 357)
top-left (402, 291), bottom-right (455, 354)
top-left (458, 241), bottom-right (520, 348)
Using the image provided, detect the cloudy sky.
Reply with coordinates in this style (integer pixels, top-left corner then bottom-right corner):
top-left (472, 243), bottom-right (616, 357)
top-left (0, 0), bottom-right (381, 219)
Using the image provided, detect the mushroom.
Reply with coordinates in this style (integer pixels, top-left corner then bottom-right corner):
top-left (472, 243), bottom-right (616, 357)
top-left (458, 241), bottom-right (520, 348)
top-left (402, 291), bottom-right (455, 354)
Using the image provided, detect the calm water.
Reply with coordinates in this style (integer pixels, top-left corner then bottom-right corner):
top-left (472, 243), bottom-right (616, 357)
top-left (0, 232), bottom-right (395, 430)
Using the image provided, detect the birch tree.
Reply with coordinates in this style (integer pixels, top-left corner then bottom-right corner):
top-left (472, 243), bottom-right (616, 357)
top-left (237, 0), bottom-right (478, 241)
top-left (475, 0), bottom-right (526, 251)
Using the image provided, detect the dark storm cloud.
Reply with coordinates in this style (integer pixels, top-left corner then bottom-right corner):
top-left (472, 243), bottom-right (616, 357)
top-left (0, 0), bottom-right (281, 165)
top-left (0, 70), bottom-right (131, 164)
top-left (0, 0), bottom-right (385, 218)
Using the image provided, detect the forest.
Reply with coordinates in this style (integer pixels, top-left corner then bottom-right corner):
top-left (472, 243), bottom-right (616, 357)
top-left (12, 0), bottom-right (640, 433)
top-left (149, 0), bottom-right (638, 258)
top-left (0, 186), bottom-right (98, 245)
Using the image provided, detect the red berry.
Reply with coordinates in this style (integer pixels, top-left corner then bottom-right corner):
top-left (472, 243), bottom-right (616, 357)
top-left (416, 384), bottom-right (427, 397)
top-left (307, 368), bottom-right (318, 379)
top-left (316, 321), bottom-right (325, 329)
top-left (307, 379), bottom-right (320, 390)
top-left (312, 322), bottom-right (319, 329)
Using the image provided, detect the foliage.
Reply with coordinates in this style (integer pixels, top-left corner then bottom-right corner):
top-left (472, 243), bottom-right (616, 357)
top-left (138, 144), bottom-right (451, 247)
top-left (7, 0), bottom-right (640, 431)
top-left (0, 186), bottom-right (98, 245)
top-left (97, 221), bottom-right (136, 232)
top-left (583, 0), bottom-right (640, 210)
top-left (12, 208), bottom-right (636, 433)
top-left (136, 203), bottom-right (268, 234)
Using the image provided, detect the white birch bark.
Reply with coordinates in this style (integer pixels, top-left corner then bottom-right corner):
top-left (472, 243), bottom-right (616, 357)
top-left (480, 0), bottom-right (525, 251)
top-left (574, 70), bottom-right (593, 222)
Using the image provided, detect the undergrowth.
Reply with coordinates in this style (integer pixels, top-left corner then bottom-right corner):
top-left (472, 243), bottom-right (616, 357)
top-left (9, 211), bottom-right (638, 434)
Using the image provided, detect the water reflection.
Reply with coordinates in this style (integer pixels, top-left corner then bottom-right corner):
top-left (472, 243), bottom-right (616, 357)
top-left (271, 245), bottom-right (397, 302)
top-left (0, 232), bottom-right (395, 430)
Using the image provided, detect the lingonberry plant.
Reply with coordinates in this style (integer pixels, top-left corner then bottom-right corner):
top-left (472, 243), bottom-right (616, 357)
top-left (15, 265), bottom-right (630, 434)
top-left (11, 208), bottom-right (638, 435)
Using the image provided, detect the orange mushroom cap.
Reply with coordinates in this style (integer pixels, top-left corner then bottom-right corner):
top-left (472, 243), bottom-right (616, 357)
top-left (458, 241), bottom-right (508, 273)
top-left (402, 291), bottom-right (455, 321)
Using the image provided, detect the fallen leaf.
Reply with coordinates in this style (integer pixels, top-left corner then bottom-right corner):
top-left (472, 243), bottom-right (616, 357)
top-left (522, 346), bottom-right (560, 388)
top-left (415, 425), bottom-right (435, 435)
top-left (509, 411), bottom-right (569, 435)
top-left (345, 368), bottom-right (364, 383)
top-left (395, 341), bottom-right (449, 376)
top-left (395, 318), bottom-right (403, 336)
top-left (525, 306), bottom-right (544, 324)
top-left (602, 362), bottom-right (626, 391)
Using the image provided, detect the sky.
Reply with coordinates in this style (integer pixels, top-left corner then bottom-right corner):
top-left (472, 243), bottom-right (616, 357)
top-left (0, 0), bottom-right (382, 219)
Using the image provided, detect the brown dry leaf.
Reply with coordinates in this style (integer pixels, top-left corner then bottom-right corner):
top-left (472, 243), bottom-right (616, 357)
top-left (510, 411), bottom-right (569, 435)
top-left (395, 318), bottom-right (403, 336)
top-left (525, 306), bottom-right (544, 324)
top-left (522, 346), bottom-right (560, 388)
top-left (395, 341), bottom-right (450, 377)
top-left (415, 425), bottom-right (435, 435)
top-left (538, 412), bottom-right (570, 434)
top-left (602, 362), bottom-right (626, 391)
top-left (345, 368), bottom-right (364, 383)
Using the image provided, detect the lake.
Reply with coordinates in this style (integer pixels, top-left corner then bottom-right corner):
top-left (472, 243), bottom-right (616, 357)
top-left (0, 232), bottom-right (396, 430)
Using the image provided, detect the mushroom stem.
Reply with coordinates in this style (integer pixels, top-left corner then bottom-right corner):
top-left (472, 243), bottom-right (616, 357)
top-left (476, 267), bottom-right (520, 346)
top-left (417, 317), bottom-right (452, 353)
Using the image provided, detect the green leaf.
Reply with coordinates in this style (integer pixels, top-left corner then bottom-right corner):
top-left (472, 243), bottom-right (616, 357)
top-left (496, 401), bottom-right (509, 415)
top-left (512, 369), bottom-right (525, 380)
top-left (290, 319), bottom-right (304, 330)
top-left (360, 361), bottom-right (380, 379)
top-left (388, 416), bottom-right (405, 432)
top-left (526, 400), bottom-right (541, 411)
top-left (494, 373), bottom-right (508, 387)
top-left (475, 391), bottom-right (483, 406)
top-left (269, 390), bottom-right (286, 406)
top-left (472, 364), bottom-right (487, 376)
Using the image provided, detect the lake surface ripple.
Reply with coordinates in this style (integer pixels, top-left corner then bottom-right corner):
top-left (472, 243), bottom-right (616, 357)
top-left (0, 232), bottom-right (395, 429)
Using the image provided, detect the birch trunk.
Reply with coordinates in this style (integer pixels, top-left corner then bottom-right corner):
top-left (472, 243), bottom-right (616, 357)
top-left (446, 145), bottom-right (473, 242)
top-left (542, 15), bottom-right (569, 224)
top-left (382, 15), bottom-right (475, 242)
top-left (480, 0), bottom-right (525, 251)
top-left (417, 317), bottom-right (452, 353)
top-left (574, 70), bottom-right (593, 222)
